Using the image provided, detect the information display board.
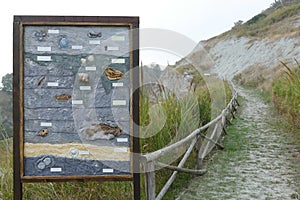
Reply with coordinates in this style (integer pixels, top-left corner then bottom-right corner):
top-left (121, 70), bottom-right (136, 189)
top-left (13, 16), bottom-right (139, 185)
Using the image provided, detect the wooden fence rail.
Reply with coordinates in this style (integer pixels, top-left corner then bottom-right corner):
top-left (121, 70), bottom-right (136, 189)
top-left (141, 85), bottom-right (239, 200)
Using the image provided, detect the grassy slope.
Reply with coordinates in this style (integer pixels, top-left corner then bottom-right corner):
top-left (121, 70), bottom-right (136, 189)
top-left (228, 2), bottom-right (300, 38)
top-left (214, 2), bottom-right (300, 129)
top-left (200, 2), bottom-right (300, 54)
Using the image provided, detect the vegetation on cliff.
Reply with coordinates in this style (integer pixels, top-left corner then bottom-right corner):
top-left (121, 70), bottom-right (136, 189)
top-left (231, 1), bottom-right (300, 37)
top-left (272, 60), bottom-right (300, 128)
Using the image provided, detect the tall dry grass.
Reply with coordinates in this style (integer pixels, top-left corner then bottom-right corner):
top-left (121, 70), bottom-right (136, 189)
top-left (272, 60), bottom-right (300, 128)
top-left (139, 78), bottom-right (232, 199)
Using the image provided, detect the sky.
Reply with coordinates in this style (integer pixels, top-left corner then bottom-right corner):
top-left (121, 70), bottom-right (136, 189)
top-left (1, 0), bottom-right (274, 81)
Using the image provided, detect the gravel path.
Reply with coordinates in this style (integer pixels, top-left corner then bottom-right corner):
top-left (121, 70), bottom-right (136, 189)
top-left (177, 86), bottom-right (299, 200)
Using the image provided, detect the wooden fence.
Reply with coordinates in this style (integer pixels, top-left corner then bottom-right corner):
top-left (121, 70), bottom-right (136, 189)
top-left (141, 86), bottom-right (239, 200)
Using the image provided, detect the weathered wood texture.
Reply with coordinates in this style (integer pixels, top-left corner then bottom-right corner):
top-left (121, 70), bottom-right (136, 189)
top-left (145, 162), bottom-right (156, 200)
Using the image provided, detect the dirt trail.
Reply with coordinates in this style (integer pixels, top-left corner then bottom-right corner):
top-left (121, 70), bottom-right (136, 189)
top-left (178, 86), bottom-right (299, 200)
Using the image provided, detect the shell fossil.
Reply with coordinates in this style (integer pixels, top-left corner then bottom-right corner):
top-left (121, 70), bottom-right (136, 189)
top-left (37, 76), bottom-right (45, 86)
top-left (85, 123), bottom-right (122, 140)
top-left (55, 93), bottom-right (72, 101)
top-left (34, 31), bottom-right (47, 41)
top-left (78, 73), bottom-right (89, 83)
top-left (35, 156), bottom-right (53, 170)
top-left (87, 32), bottom-right (102, 38)
top-left (37, 128), bottom-right (48, 137)
top-left (104, 67), bottom-right (125, 81)
top-left (59, 36), bottom-right (70, 48)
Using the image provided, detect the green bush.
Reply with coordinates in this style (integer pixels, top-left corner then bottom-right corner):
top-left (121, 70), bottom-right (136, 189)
top-left (246, 13), bottom-right (267, 25)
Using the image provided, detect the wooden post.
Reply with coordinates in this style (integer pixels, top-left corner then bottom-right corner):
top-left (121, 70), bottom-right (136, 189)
top-left (225, 116), bottom-right (232, 125)
top-left (196, 135), bottom-right (203, 170)
top-left (231, 110), bottom-right (236, 119)
top-left (13, 18), bottom-right (22, 200)
top-left (235, 98), bottom-right (240, 106)
top-left (145, 162), bottom-right (156, 200)
top-left (156, 138), bottom-right (199, 200)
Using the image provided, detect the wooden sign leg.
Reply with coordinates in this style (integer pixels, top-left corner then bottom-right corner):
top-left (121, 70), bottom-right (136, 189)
top-left (13, 132), bottom-right (22, 200)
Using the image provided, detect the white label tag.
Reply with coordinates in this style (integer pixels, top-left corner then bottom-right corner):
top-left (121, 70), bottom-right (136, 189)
top-left (117, 138), bottom-right (128, 143)
top-left (47, 82), bottom-right (59, 87)
top-left (50, 168), bottom-right (62, 172)
top-left (112, 82), bottom-right (124, 87)
top-left (72, 100), bottom-right (83, 105)
top-left (89, 40), bottom-right (101, 45)
top-left (103, 168), bottom-right (114, 173)
top-left (85, 67), bottom-right (96, 71)
top-left (111, 58), bottom-right (125, 64)
top-left (112, 100), bottom-right (126, 106)
top-left (78, 150), bottom-right (90, 155)
top-left (37, 56), bottom-right (51, 61)
top-left (111, 35), bottom-right (125, 41)
top-left (72, 45), bottom-right (83, 50)
top-left (48, 30), bottom-right (59, 34)
top-left (80, 86), bottom-right (91, 91)
top-left (107, 46), bottom-right (119, 51)
top-left (37, 47), bottom-right (51, 52)
top-left (40, 122), bottom-right (52, 127)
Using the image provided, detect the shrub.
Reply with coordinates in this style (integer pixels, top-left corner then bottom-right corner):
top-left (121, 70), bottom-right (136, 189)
top-left (246, 13), bottom-right (267, 25)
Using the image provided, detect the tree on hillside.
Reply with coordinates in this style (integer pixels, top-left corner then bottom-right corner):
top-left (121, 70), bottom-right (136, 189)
top-left (1, 73), bottom-right (12, 94)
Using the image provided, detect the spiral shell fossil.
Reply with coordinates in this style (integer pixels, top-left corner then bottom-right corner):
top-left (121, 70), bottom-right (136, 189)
top-left (59, 36), bottom-right (70, 48)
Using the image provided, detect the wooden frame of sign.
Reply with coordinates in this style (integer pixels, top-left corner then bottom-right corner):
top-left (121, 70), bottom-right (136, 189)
top-left (13, 16), bottom-right (140, 199)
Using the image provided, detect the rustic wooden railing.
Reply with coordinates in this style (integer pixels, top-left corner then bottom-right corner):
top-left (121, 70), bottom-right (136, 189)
top-left (141, 85), bottom-right (239, 200)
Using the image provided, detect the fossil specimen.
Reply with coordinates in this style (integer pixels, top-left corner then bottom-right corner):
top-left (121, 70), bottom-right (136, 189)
top-left (37, 76), bottom-right (45, 86)
top-left (87, 32), bottom-right (102, 38)
top-left (37, 128), bottom-right (48, 137)
top-left (78, 73), bottom-right (89, 83)
top-left (34, 31), bottom-right (47, 41)
top-left (55, 93), bottom-right (72, 101)
top-left (59, 35), bottom-right (70, 48)
top-left (104, 67), bottom-right (125, 80)
top-left (85, 123), bottom-right (122, 140)
top-left (35, 156), bottom-right (53, 170)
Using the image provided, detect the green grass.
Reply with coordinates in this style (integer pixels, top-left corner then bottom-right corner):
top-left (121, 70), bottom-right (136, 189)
top-left (0, 91), bottom-right (13, 139)
top-left (139, 83), bottom-right (210, 199)
top-left (139, 79), bottom-right (232, 199)
top-left (231, 2), bottom-right (300, 37)
top-left (0, 138), bottom-right (13, 200)
top-left (272, 60), bottom-right (300, 128)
